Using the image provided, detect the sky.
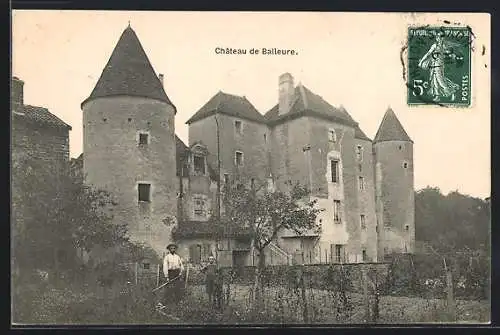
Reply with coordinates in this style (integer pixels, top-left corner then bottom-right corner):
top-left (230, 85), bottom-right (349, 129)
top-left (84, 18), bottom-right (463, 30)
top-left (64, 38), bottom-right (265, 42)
top-left (12, 11), bottom-right (491, 198)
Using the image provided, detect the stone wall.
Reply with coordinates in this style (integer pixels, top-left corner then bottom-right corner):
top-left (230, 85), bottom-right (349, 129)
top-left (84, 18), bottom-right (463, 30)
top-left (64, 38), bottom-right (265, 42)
top-left (186, 263), bottom-right (391, 293)
top-left (188, 114), bottom-right (269, 186)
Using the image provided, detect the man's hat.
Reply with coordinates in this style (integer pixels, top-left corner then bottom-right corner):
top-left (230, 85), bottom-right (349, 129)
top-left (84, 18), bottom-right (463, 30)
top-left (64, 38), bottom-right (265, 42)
top-left (166, 243), bottom-right (178, 250)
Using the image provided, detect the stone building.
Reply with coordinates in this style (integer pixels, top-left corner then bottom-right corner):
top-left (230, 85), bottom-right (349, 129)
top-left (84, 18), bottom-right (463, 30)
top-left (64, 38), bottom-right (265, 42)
top-left (11, 76), bottom-right (72, 268)
top-left (79, 25), bottom-right (415, 266)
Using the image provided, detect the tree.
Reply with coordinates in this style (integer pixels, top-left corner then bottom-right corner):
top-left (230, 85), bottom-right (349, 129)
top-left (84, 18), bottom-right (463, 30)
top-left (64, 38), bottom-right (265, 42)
top-left (11, 154), bottom-right (128, 280)
top-left (415, 187), bottom-right (490, 254)
top-left (219, 180), bottom-right (323, 307)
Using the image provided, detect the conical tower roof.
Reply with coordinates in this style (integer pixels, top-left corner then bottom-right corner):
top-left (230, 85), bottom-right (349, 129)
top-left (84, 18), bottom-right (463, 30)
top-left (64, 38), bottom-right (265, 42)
top-left (373, 108), bottom-right (412, 143)
top-left (81, 25), bottom-right (174, 110)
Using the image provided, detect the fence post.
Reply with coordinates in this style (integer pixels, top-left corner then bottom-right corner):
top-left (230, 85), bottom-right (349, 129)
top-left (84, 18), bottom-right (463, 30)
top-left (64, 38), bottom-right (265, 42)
top-left (134, 262), bottom-right (138, 285)
top-left (300, 269), bottom-right (309, 323)
top-left (362, 266), bottom-right (370, 323)
top-left (445, 268), bottom-right (456, 321)
top-left (156, 264), bottom-right (160, 287)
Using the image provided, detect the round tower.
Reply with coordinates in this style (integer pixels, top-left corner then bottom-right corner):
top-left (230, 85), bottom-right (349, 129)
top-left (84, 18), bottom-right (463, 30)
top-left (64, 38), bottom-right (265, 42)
top-left (373, 108), bottom-right (415, 258)
top-left (81, 26), bottom-right (178, 255)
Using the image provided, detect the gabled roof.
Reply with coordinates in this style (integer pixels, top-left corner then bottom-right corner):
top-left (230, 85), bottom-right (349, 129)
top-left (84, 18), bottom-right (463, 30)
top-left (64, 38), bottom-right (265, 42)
top-left (264, 84), bottom-right (358, 127)
top-left (81, 25), bottom-right (175, 109)
top-left (354, 125), bottom-right (371, 142)
top-left (14, 105), bottom-right (72, 130)
top-left (186, 91), bottom-right (266, 124)
top-left (373, 108), bottom-right (413, 143)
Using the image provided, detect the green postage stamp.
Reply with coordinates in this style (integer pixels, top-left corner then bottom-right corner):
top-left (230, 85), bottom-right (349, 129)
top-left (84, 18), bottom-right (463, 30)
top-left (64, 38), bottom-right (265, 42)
top-left (407, 26), bottom-right (472, 106)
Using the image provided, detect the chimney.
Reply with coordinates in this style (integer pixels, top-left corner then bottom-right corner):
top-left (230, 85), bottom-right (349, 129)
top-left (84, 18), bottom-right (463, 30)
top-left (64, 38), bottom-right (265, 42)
top-left (11, 77), bottom-right (24, 113)
top-left (278, 73), bottom-right (294, 116)
top-left (158, 73), bottom-right (164, 86)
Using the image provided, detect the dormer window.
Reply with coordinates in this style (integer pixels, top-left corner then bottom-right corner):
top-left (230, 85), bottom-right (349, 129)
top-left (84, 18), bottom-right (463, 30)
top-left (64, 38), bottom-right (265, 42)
top-left (234, 120), bottom-right (242, 135)
top-left (193, 155), bottom-right (206, 175)
top-left (328, 129), bottom-right (337, 142)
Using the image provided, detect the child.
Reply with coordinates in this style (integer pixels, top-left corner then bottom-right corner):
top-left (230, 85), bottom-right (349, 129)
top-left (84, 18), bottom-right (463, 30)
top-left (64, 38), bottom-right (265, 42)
top-left (201, 255), bottom-right (218, 306)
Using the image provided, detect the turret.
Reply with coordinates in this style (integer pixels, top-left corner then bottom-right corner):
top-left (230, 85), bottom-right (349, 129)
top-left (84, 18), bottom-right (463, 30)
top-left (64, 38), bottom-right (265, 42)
top-left (373, 108), bottom-right (415, 258)
top-left (81, 25), bottom-right (178, 255)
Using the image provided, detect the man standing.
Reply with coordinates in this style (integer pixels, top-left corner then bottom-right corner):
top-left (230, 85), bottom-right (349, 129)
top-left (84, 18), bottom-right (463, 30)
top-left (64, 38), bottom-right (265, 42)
top-left (201, 255), bottom-right (217, 306)
top-left (163, 243), bottom-right (184, 304)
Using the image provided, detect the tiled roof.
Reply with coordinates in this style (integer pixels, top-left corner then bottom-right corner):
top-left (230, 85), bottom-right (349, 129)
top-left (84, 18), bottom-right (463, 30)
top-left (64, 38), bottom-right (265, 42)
top-left (14, 105), bottom-right (72, 130)
top-left (81, 26), bottom-right (175, 109)
top-left (354, 125), bottom-right (371, 142)
top-left (373, 108), bottom-right (413, 143)
top-left (264, 84), bottom-right (358, 127)
top-left (171, 220), bottom-right (252, 239)
top-left (186, 91), bottom-right (266, 124)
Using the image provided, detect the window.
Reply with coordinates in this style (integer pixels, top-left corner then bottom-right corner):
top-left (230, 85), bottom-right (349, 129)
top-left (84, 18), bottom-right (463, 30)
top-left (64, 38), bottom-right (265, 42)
top-left (193, 196), bottom-right (206, 216)
top-left (330, 160), bottom-right (339, 183)
top-left (405, 224), bottom-right (410, 231)
top-left (235, 120), bottom-right (242, 134)
top-left (264, 133), bottom-right (267, 143)
top-left (356, 145), bottom-right (363, 161)
top-left (403, 161), bottom-right (408, 169)
top-left (362, 250), bottom-right (367, 262)
top-left (193, 155), bottom-right (206, 175)
top-left (251, 178), bottom-right (255, 189)
top-left (328, 129), bottom-right (337, 142)
top-left (358, 164), bottom-right (362, 173)
top-left (333, 200), bottom-right (341, 223)
top-left (139, 132), bottom-right (149, 145)
top-left (224, 173), bottom-right (230, 185)
top-left (399, 145), bottom-right (403, 150)
top-left (358, 176), bottom-right (365, 191)
top-left (235, 151), bottom-right (244, 166)
top-left (143, 263), bottom-right (150, 270)
top-left (360, 214), bottom-right (366, 229)
top-left (138, 183), bottom-right (151, 202)
top-left (335, 245), bottom-right (343, 263)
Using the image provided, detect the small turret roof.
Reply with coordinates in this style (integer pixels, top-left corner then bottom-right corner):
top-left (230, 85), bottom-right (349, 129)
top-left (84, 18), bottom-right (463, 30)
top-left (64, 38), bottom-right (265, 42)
top-left (81, 25), bottom-right (174, 109)
top-left (373, 108), bottom-right (413, 143)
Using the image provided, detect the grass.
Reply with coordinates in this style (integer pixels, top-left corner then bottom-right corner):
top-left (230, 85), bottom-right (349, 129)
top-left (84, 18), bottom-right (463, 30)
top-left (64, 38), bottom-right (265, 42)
top-left (184, 283), bottom-right (490, 324)
top-left (12, 279), bottom-right (490, 325)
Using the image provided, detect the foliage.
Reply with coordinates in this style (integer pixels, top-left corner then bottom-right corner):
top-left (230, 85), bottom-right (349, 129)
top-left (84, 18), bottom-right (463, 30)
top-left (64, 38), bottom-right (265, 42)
top-left (415, 187), bottom-right (490, 254)
top-left (12, 154), bottom-right (128, 276)
top-left (220, 180), bottom-right (323, 257)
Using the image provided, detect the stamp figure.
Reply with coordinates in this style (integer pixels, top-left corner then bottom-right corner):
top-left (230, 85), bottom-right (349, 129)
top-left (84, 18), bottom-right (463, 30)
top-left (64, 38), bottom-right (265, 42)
top-left (407, 26), bottom-right (471, 106)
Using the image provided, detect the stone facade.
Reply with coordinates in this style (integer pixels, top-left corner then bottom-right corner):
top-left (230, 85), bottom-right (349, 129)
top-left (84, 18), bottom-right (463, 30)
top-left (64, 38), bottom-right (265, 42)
top-left (79, 26), bottom-right (415, 264)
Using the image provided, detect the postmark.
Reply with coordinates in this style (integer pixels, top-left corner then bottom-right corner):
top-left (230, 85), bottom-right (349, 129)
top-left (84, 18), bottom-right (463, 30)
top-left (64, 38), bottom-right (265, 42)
top-left (407, 26), bottom-right (471, 107)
